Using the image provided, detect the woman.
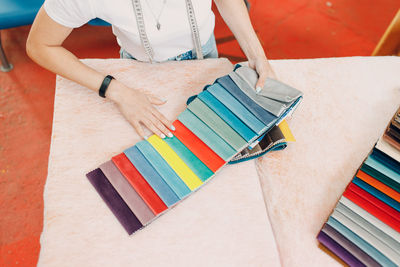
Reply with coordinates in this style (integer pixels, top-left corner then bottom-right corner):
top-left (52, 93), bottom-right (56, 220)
top-left (26, 0), bottom-right (276, 139)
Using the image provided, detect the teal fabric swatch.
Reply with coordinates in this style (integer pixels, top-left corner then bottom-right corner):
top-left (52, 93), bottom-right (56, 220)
top-left (178, 109), bottom-right (237, 161)
top-left (364, 156), bottom-right (400, 184)
top-left (164, 136), bottom-right (214, 182)
top-left (198, 90), bottom-right (256, 142)
top-left (135, 141), bottom-right (191, 199)
top-left (327, 217), bottom-right (396, 267)
top-left (361, 156), bottom-right (400, 192)
top-left (207, 83), bottom-right (266, 134)
top-left (124, 146), bottom-right (179, 207)
top-left (187, 98), bottom-right (247, 151)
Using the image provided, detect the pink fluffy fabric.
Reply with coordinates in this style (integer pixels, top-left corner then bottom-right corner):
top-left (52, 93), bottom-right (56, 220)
top-left (256, 56), bottom-right (400, 266)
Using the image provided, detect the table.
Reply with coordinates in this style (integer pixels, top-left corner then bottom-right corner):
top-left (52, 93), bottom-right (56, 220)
top-left (38, 56), bottom-right (400, 266)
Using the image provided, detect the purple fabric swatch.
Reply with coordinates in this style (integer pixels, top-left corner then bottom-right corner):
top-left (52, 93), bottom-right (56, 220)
top-left (317, 229), bottom-right (365, 267)
top-left (86, 168), bottom-right (143, 235)
top-left (322, 224), bottom-right (380, 267)
top-left (100, 160), bottom-right (155, 225)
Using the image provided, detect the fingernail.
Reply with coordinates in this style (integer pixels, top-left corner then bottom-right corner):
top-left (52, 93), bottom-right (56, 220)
top-left (144, 135), bottom-right (149, 140)
top-left (160, 133), bottom-right (166, 139)
top-left (256, 86), bottom-right (262, 93)
top-left (167, 132), bottom-right (173, 138)
top-left (171, 125), bottom-right (176, 131)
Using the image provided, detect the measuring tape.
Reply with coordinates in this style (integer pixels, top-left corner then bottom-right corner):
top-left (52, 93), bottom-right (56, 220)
top-left (131, 0), bottom-right (204, 63)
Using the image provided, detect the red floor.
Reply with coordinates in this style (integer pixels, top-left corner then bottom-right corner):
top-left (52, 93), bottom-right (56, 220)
top-left (1, 1), bottom-right (399, 266)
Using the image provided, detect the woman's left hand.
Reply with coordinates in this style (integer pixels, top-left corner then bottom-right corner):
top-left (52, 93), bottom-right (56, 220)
top-left (248, 56), bottom-right (277, 92)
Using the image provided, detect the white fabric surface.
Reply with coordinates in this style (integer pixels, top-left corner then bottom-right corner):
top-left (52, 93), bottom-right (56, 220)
top-left (256, 56), bottom-right (400, 266)
top-left (38, 58), bottom-right (280, 267)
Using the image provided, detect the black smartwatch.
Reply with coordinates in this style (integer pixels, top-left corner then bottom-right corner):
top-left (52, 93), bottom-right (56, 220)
top-left (99, 75), bottom-right (115, 98)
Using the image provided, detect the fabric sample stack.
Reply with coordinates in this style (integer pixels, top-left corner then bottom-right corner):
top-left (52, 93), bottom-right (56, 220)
top-left (383, 109), bottom-right (400, 151)
top-left (86, 64), bottom-right (303, 235)
top-left (318, 107), bottom-right (400, 267)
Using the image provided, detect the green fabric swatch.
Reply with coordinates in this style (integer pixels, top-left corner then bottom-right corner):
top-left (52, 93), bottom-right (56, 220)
top-left (188, 98), bottom-right (247, 151)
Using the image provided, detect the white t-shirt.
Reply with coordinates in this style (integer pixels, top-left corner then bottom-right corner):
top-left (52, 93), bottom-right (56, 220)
top-left (44, 0), bottom-right (215, 62)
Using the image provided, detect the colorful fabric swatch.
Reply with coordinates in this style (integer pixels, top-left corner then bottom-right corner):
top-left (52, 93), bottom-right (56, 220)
top-left (171, 120), bottom-right (225, 173)
top-left (124, 146), bottom-right (180, 207)
top-left (164, 136), bottom-right (213, 182)
top-left (216, 75), bottom-right (277, 128)
top-left (178, 109), bottom-right (237, 160)
top-left (112, 153), bottom-right (167, 214)
top-left (147, 135), bottom-right (203, 190)
top-left (86, 64), bottom-right (303, 235)
top-left (99, 160), bottom-right (155, 225)
top-left (318, 106), bottom-right (400, 266)
top-left (187, 98), bottom-right (247, 151)
top-left (198, 90), bottom-right (256, 142)
top-left (86, 168), bottom-right (143, 234)
top-left (135, 141), bottom-right (191, 199)
top-left (207, 83), bottom-right (266, 134)
top-left (278, 120), bottom-right (296, 142)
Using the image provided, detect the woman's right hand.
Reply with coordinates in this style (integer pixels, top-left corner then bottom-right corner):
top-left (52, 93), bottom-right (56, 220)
top-left (106, 79), bottom-right (174, 139)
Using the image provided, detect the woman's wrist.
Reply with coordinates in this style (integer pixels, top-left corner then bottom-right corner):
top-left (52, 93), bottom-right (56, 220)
top-left (105, 79), bottom-right (127, 103)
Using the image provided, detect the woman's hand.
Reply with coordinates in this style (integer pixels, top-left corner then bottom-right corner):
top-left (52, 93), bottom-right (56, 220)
top-left (248, 56), bottom-right (277, 92)
top-left (213, 0), bottom-right (277, 91)
top-left (107, 80), bottom-right (174, 139)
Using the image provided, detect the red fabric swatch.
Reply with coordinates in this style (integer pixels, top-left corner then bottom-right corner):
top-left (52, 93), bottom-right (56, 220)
top-left (112, 153), bottom-right (167, 215)
top-left (348, 183), bottom-right (400, 221)
top-left (344, 184), bottom-right (400, 232)
top-left (172, 120), bottom-right (225, 172)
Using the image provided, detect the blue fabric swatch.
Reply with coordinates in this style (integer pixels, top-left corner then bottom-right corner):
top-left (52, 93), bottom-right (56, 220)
top-left (135, 141), bottom-right (191, 199)
top-left (198, 90), bottom-right (257, 142)
top-left (216, 75), bottom-right (277, 128)
top-left (178, 109), bottom-right (237, 161)
top-left (371, 148), bottom-right (400, 174)
top-left (124, 146), bottom-right (180, 207)
top-left (207, 83), bottom-right (266, 134)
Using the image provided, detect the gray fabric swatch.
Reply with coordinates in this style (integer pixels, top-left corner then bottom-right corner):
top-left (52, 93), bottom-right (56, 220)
top-left (336, 201), bottom-right (400, 253)
top-left (229, 66), bottom-right (303, 117)
top-left (340, 196), bottom-right (400, 244)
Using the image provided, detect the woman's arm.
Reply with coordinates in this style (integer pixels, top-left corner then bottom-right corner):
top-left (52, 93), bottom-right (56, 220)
top-left (27, 8), bottom-right (173, 138)
top-left (213, 0), bottom-right (276, 90)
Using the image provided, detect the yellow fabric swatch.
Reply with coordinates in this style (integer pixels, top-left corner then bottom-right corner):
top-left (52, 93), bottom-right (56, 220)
top-left (278, 120), bottom-right (296, 142)
top-left (147, 135), bottom-right (203, 190)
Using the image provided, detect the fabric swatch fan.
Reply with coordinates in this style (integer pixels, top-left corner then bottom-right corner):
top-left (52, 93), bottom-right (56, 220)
top-left (86, 64), bottom-right (303, 235)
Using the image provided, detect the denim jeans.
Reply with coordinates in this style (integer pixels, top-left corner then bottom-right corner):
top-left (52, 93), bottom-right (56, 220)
top-left (120, 34), bottom-right (218, 61)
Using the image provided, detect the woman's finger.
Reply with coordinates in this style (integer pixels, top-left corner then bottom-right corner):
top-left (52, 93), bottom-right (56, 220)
top-left (150, 108), bottom-right (175, 131)
top-left (131, 120), bottom-right (145, 139)
top-left (149, 114), bottom-right (173, 138)
top-left (142, 118), bottom-right (165, 139)
top-left (255, 72), bottom-right (267, 92)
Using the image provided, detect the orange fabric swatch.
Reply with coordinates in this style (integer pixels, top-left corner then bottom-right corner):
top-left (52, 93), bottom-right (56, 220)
top-left (172, 120), bottom-right (225, 173)
top-left (356, 170), bottom-right (400, 203)
top-left (112, 153), bottom-right (167, 215)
